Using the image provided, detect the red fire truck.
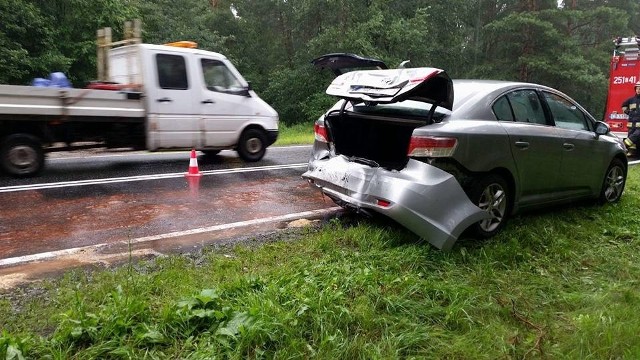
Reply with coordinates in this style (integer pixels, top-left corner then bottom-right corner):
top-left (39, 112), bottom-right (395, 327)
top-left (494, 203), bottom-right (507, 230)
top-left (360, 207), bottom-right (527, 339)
top-left (604, 36), bottom-right (640, 137)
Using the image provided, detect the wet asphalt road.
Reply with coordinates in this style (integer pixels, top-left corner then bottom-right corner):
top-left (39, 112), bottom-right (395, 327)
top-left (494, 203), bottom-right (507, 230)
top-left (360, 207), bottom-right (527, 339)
top-left (0, 145), bottom-right (312, 186)
top-left (0, 146), bottom-right (338, 281)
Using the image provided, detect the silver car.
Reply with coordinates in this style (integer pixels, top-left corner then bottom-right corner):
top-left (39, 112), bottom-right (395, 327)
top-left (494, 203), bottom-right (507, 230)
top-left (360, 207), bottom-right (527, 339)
top-left (302, 54), bottom-right (628, 250)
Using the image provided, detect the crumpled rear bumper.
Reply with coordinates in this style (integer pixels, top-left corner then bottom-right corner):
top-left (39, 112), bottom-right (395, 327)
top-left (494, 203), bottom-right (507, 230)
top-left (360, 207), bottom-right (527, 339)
top-left (302, 156), bottom-right (490, 250)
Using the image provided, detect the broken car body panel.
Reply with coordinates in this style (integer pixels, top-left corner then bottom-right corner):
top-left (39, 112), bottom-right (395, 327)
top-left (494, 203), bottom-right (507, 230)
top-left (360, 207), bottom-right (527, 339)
top-left (303, 156), bottom-right (490, 250)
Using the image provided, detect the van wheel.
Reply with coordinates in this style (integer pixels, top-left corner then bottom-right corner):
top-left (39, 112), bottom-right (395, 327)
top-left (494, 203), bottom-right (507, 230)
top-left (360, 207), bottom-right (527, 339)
top-left (237, 128), bottom-right (266, 162)
top-left (466, 174), bottom-right (511, 238)
top-left (0, 134), bottom-right (45, 177)
top-left (599, 158), bottom-right (626, 204)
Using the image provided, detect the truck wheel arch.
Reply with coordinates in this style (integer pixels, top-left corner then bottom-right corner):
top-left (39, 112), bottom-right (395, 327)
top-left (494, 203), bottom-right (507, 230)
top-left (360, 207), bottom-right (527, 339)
top-left (0, 133), bottom-right (45, 177)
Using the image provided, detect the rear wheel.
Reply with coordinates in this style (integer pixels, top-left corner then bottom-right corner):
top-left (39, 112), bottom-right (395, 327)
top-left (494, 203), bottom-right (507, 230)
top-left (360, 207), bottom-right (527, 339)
top-left (237, 128), bottom-right (267, 162)
top-left (466, 174), bottom-right (511, 238)
top-left (599, 158), bottom-right (626, 204)
top-left (0, 134), bottom-right (45, 177)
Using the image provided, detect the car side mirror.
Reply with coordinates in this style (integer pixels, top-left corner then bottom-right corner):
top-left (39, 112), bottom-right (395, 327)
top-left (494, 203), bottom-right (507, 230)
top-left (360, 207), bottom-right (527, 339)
top-left (594, 121), bottom-right (609, 136)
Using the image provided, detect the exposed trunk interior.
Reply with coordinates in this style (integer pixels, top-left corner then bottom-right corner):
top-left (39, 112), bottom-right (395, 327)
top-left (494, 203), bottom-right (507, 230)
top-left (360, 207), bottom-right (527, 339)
top-left (324, 111), bottom-right (424, 171)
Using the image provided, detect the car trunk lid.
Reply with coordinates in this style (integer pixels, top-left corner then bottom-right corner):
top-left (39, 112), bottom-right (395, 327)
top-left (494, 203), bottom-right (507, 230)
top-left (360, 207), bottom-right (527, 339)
top-left (326, 67), bottom-right (453, 109)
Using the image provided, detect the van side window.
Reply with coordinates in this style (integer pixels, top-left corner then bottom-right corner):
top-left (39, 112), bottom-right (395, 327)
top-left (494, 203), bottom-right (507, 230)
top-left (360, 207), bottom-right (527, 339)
top-left (542, 91), bottom-right (591, 131)
top-left (201, 59), bottom-right (244, 94)
top-left (156, 54), bottom-right (188, 90)
top-left (506, 90), bottom-right (548, 125)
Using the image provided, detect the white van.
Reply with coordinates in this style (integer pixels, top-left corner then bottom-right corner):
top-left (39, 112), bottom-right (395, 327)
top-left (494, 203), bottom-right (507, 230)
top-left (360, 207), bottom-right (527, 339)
top-left (0, 40), bottom-right (279, 176)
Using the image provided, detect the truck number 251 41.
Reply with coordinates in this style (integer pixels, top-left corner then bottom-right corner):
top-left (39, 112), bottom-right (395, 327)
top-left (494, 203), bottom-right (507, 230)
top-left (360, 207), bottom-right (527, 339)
top-left (613, 76), bottom-right (638, 85)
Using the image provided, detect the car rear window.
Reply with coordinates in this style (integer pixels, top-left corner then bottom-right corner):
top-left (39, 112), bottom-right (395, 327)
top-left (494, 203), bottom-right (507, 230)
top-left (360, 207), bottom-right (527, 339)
top-left (493, 96), bottom-right (514, 121)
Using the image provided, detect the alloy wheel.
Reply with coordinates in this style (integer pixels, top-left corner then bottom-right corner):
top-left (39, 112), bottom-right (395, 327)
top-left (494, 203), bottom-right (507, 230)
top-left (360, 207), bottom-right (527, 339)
top-left (603, 164), bottom-right (625, 202)
top-left (477, 183), bottom-right (507, 232)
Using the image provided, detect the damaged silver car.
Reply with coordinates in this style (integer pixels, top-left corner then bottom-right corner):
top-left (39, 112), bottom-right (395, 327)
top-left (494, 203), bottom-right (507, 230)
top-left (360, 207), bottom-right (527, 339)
top-left (303, 54), bottom-right (628, 250)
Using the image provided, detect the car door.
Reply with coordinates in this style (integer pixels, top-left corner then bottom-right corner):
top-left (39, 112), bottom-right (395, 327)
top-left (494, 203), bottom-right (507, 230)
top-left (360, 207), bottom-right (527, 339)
top-left (541, 91), bottom-right (606, 196)
top-left (495, 89), bottom-right (564, 204)
top-left (145, 51), bottom-right (200, 149)
top-left (198, 57), bottom-right (256, 147)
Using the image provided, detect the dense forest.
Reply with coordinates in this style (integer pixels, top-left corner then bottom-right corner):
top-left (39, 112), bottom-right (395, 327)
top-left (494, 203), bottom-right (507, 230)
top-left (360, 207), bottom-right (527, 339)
top-left (1, 0), bottom-right (639, 124)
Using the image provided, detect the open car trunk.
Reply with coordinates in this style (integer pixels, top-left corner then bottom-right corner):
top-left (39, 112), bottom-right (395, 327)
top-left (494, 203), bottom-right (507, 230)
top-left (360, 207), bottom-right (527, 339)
top-left (324, 109), bottom-right (424, 171)
top-left (317, 63), bottom-right (453, 171)
top-left (303, 60), bottom-right (488, 250)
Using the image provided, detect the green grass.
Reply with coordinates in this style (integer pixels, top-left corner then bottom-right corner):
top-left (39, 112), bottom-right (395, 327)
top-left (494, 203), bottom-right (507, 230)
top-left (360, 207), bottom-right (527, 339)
top-left (274, 122), bottom-right (315, 146)
top-left (1, 165), bottom-right (639, 359)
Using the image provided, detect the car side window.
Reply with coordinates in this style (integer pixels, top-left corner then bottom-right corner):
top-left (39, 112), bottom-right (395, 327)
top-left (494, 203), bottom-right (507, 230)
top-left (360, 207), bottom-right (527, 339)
top-left (492, 96), bottom-right (514, 121)
top-left (542, 92), bottom-right (590, 131)
top-left (201, 58), bottom-right (244, 94)
top-left (506, 90), bottom-right (547, 125)
top-left (156, 54), bottom-right (188, 90)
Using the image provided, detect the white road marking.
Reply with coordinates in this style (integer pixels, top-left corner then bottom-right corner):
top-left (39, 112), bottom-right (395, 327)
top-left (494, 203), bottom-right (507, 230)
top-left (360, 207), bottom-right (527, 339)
top-left (0, 163), bottom-right (308, 193)
top-left (0, 207), bottom-right (340, 267)
top-left (46, 145), bottom-right (312, 161)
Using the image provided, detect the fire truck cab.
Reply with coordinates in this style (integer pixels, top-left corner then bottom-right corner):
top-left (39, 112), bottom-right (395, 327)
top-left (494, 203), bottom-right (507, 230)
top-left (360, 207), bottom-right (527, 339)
top-left (604, 36), bottom-right (640, 138)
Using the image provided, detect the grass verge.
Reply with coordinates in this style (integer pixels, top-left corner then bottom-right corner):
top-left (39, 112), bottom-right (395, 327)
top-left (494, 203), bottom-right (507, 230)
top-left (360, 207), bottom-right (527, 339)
top-left (1, 166), bottom-right (639, 359)
top-left (274, 122), bottom-right (314, 146)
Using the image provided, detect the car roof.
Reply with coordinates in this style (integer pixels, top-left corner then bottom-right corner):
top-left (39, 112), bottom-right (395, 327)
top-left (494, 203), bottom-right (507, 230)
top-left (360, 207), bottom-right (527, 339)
top-left (452, 79), bottom-right (532, 106)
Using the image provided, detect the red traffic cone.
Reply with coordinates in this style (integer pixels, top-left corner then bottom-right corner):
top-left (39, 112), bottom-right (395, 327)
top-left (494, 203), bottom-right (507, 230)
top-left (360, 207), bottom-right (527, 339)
top-left (185, 149), bottom-right (202, 177)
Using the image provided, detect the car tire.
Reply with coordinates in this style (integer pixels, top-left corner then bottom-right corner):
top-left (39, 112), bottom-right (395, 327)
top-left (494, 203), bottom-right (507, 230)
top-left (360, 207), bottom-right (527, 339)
top-left (0, 134), bottom-right (45, 177)
top-left (466, 173), bottom-right (512, 238)
top-left (237, 128), bottom-right (267, 162)
top-left (598, 158), bottom-right (626, 204)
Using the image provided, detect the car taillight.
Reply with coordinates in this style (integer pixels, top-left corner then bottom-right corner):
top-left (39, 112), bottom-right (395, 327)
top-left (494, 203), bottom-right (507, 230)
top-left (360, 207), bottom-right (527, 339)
top-left (377, 199), bottom-right (391, 207)
top-left (407, 136), bottom-right (458, 157)
top-left (314, 123), bottom-right (329, 143)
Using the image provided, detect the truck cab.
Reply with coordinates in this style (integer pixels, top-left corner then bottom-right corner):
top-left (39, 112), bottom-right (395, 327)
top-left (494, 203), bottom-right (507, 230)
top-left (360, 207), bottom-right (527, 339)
top-left (604, 36), bottom-right (639, 138)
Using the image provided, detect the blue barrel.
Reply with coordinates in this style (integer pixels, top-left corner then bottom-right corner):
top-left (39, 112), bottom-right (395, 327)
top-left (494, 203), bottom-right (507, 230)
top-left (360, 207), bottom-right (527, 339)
top-left (31, 78), bottom-right (51, 87)
top-left (49, 72), bottom-right (72, 88)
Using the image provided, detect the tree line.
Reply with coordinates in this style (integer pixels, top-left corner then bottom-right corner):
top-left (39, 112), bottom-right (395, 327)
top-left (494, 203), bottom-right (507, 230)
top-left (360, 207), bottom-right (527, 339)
top-left (1, 0), bottom-right (639, 124)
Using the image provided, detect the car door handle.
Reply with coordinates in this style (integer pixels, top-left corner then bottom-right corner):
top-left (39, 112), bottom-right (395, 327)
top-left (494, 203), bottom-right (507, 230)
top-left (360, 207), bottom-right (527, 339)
top-left (514, 141), bottom-right (529, 149)
top-left (201, 99), bottom-right (215, 104)
top-left (563, 143), bottom-right (575, 150)
top-left (156, 97), bottom-right (173, 103)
